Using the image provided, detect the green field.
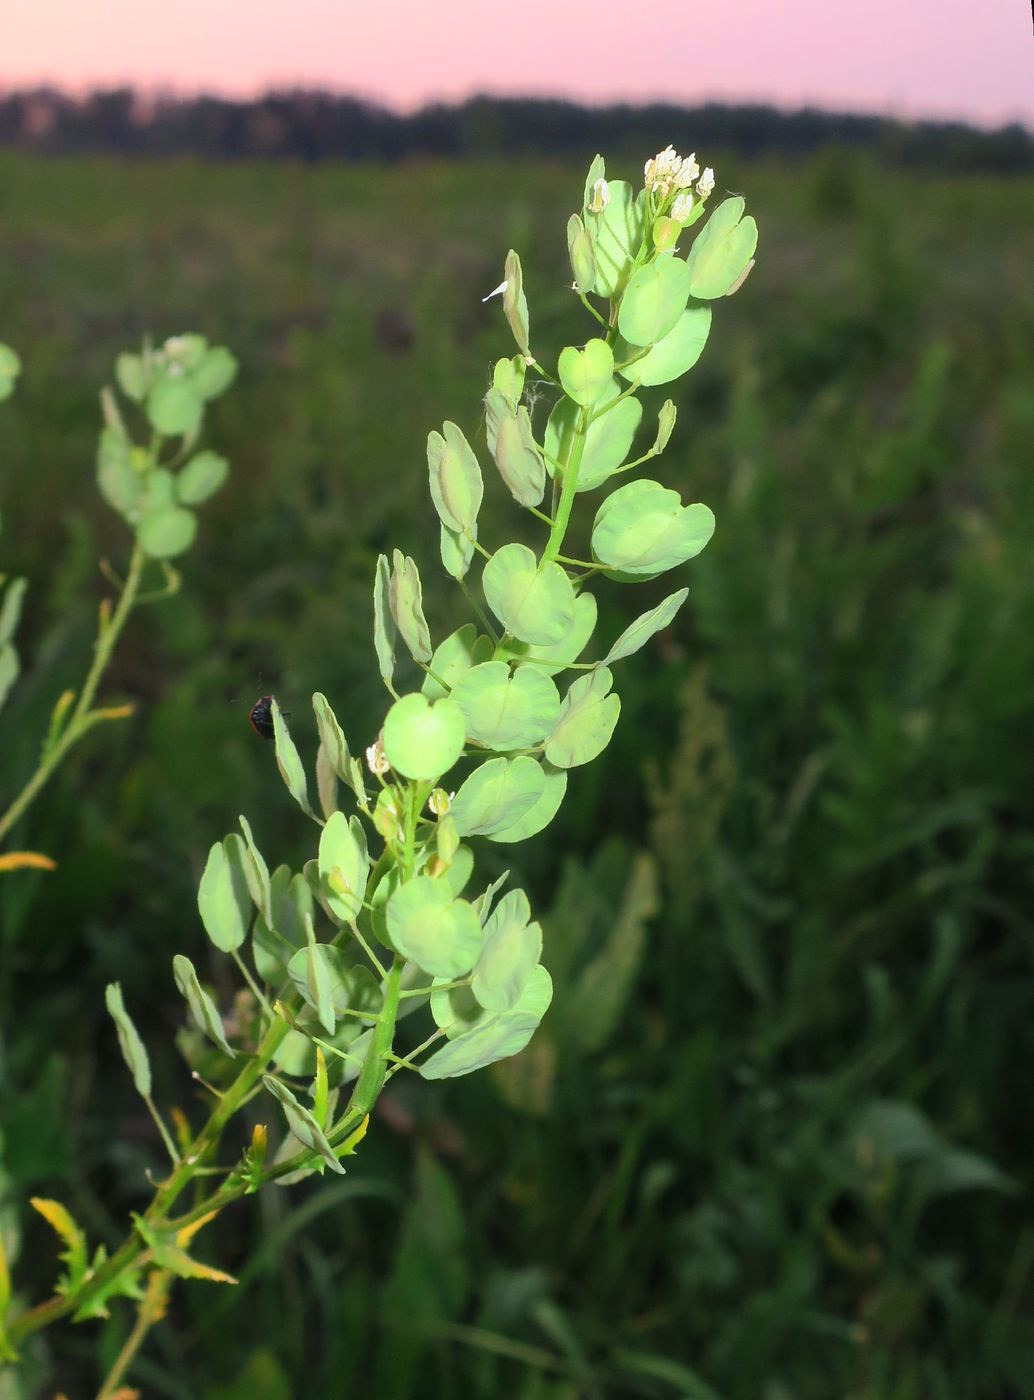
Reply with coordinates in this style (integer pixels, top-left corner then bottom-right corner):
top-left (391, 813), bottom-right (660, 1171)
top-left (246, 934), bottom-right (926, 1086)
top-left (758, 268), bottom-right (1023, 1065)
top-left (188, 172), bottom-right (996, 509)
top-left (1, 149), bottom-right (1033, 1398)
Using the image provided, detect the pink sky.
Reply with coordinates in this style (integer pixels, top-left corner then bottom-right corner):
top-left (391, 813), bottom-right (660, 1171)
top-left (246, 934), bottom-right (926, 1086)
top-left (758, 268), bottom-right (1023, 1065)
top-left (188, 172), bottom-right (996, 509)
top-left (4, 0), bottom-right (1034, 128)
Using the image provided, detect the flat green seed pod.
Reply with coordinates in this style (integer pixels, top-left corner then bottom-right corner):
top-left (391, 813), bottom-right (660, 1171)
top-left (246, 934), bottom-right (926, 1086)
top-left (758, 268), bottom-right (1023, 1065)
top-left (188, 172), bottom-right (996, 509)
top-left (545, 667), bottom-right (621, 769)
top-left (138, 505), bottom-right (197, 560)
top-left (591, 479), bottom-right (715, 580)
top-left (420, 966), bottom-right (553, 1079)
top-left (482, 543), bottom-right (576, 647)
top-left (558, 339), bottom-right (615, 408)
top-left (616, 307), bottom-right (712, 387)
top-left (686, 197), bottom-right (759, 299)
top-left (176, 450), bottom-right (229, 505)
top-left (428, 421), bottom-right (483, 534)
top-left (146, 376), bottom-right (203, 437)
top-left (545, 382), bottom-right (642, 493)
top-left (618, 258), bottom-right (692, 347)
top-left (451, 662), bottom-right (560, 751)
top-left (450, 756), bottom-right (546, 838)
top-left (318, 810), bottom-right (369, 922)
top-left (490, 761), bottom-right (568, 843)
top-left (422, 624), bottom-right (494, 701)
top-left (386, 876), bottom-right (483, 978)
top-left (383, 693), bottom-right (465, 781)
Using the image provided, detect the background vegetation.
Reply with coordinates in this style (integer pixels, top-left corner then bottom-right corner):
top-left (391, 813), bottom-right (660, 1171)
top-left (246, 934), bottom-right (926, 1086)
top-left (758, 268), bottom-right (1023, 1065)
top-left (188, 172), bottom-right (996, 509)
top-left (1, 132), bottom-right (1032, 1398)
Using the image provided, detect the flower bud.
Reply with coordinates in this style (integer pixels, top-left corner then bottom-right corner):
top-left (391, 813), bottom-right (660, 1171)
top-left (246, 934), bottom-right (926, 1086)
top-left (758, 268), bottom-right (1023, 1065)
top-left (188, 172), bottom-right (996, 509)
top-left (365, 734), bottom-right (390, 776)
top-left (587, 177), bottom-right (610, 213)
top-left (671, 191), bottom-right (695, 223)
top-left (428, 787), bottom-right (451, 816)
top-left (697, 167), bottom-right (716, 199)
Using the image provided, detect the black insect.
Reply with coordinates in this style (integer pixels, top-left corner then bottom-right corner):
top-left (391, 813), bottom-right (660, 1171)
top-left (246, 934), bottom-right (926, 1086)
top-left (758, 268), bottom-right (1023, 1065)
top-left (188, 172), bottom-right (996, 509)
top-left (249, 695), bottom-right (277, 740)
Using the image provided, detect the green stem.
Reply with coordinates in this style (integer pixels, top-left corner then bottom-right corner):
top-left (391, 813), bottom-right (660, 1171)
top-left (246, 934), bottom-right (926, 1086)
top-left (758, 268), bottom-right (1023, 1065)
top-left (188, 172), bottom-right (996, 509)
top-left (542, 407), bottom-right (590, 563)
top-left (94, 1269), bottom-right (171, 1400)
top-left (0, 543), bottom-right (146, 846)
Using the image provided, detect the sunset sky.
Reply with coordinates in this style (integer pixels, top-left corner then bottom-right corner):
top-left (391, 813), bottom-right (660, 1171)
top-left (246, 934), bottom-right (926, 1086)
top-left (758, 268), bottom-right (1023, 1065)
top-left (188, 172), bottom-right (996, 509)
top-left (4, 0), bottom-right (1033, 128)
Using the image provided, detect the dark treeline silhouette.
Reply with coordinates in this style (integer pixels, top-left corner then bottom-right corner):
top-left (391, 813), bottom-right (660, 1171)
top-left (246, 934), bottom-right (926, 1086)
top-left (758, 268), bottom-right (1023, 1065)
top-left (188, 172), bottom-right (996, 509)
top-left (0, 87), bottom-right (1031, 171)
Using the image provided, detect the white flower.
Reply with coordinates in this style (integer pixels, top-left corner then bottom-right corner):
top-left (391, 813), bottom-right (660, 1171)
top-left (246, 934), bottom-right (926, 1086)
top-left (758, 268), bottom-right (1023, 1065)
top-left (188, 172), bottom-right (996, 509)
top-left (645, 144), bottom-right (701, 201)
top-left (674, 152), bottom-right (700, 189)
top-left (672, 191), bottom-right (695, 222)
top-left (482, 280), bottom-right (508, 303)
top-left (428, 788), bottom-right (453, 816)
top-left (588, 177), bottom-right (610, 213)
top-left (697, 166), bottom-right (716, 199)
top-left (365, 735), bottom-right (390, 776)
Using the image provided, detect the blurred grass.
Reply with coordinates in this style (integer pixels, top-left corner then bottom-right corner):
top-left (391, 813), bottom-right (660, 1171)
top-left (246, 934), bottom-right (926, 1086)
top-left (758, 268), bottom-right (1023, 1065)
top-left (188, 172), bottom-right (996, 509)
top-left (1, 148), bottom-right (1033, 1398)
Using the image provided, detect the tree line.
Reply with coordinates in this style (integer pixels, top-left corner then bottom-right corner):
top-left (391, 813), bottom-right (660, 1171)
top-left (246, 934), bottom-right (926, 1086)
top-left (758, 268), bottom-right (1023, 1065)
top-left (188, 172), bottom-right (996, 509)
top-left (0, 88), bottom-right (1031, 171)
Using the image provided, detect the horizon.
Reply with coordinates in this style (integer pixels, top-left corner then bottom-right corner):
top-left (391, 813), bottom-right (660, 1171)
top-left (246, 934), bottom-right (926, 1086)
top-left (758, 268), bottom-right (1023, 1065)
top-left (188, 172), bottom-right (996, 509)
top-left (4, 0), bottom-right (1033, 132)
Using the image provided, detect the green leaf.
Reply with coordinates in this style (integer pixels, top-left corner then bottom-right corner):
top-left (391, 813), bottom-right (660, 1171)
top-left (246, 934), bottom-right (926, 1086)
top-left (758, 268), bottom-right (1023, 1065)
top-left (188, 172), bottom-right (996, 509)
top-left (0, 577), bottom-right (27, 649)
top-left (616, 307), bottom-right (712, 387)
top-left (373, 553), bottom-right (396, 686)
top-left (389, 550), bottom-right (432, 664)
top-left (193, 345), bottom-right (238, 400)
top-left (138, 505), bottom-right (197, 560)
top-left (544, 381), bottom-right (642, 493)
top-left (197, 836), bottom-right (251, 952)
top-left (428, 422), bottom-right (483, 534)
top-left (421, 624), bottom-right (494, 701)
top-left (450, 756), bottom-right (545, 839)
top-left (96, 428), bottom-right (143, 521)
top-left (591, 478), bottom-right (715, 580)
top-left (584, 179), bottom-right (643, 298)
top-left (420, 966), bottom-right (553, 1079)
top-left (502, 249), bottom-right (530, 357)
top-left (451, 662), bottom-right (560, 751)
top-left (312, 692), bottom-right (351, 783)
top-left (618, 259), bottom-right (692, 347)
top-left (472, 891), bottom-right (542, 1012)
top-left (29, 1198), bottom-right (89, 1293)
top-left (545, 667), bottom-right (621, 769)
top-left (686, 197), bottom-right (759, 299)
top-left (482, 543), bottom-right (576, 646)
top-left (172, 954), bottom-right (235, 1056)
top-left (602, 587), bottom-right (688, 664)
top-left (0, 342), bottom-right (22, 401)
top-left (318, 810), bottom-right (370, 922)
top-left (490, 761), bottom-right (568, 843)
top-left (262, 1076), bottom-right (346, 1174)
top-left (177, 450), bottom-right (229, 505)
top-left (104, 982), bottom-right (152, 1098)
top-left (0, 644), bottom-right (18, 713)
top-left (383, 693), bottom-right (466, 781)
top-left (495, 591), bottom-right (597, 677)
top-left (237, 818), bottom-right (272, 923)
top-left (386, 876), bottom-right (483, 978)
top-left (557, 339), bottom-right (614, 407)
top-left (147, 376), bottom-right (203, 436)
top-left (567, 852), bottom-right (658, 1051)
top-left (272, 698), bottom-right (315, 818)
top-left (493, 405), bottom-right (546, 507)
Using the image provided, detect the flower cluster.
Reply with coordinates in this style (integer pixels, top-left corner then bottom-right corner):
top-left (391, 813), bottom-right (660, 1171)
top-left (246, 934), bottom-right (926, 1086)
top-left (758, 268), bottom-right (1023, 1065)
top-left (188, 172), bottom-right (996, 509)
top-left (645, 145), bottom-right (716, 219)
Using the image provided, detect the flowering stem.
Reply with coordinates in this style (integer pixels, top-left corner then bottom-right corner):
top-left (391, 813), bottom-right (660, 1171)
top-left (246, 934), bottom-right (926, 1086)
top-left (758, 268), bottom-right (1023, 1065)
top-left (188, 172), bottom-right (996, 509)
top-left (0, 543), bottom-right (146, 848)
